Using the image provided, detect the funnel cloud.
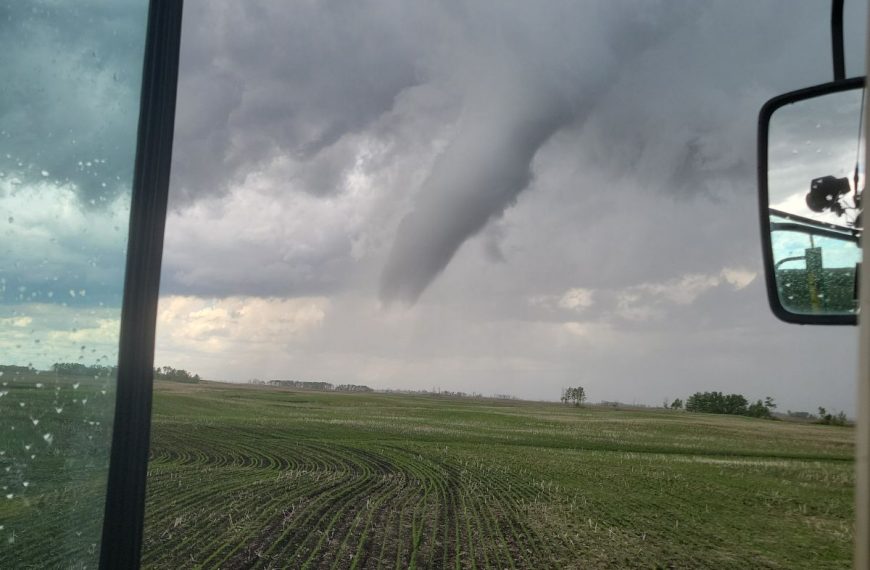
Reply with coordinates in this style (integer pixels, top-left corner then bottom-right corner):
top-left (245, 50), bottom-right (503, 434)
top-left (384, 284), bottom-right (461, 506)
top-left (379, 2), bottom-right (694, 303)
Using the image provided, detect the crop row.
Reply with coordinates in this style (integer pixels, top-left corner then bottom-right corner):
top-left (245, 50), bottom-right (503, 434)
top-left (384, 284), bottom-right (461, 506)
top-left (142, 425), bottom-right (561, 569)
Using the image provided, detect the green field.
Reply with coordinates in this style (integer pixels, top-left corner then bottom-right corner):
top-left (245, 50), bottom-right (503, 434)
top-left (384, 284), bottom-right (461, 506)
top-left (141, 381), bottom-right (854, 569)
top-left (0, 376), bottom-right (856, 568)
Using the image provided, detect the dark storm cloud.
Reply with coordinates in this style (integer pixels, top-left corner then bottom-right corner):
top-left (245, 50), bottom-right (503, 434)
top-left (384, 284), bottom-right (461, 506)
top-left (165, 0), bottom-right (866, 303)
top-left (1, 1), bottom-right (149, 310)
top-left (0, 1), bottom-right (148, 204)
top-left (170, 0), bottom-right (427, 205)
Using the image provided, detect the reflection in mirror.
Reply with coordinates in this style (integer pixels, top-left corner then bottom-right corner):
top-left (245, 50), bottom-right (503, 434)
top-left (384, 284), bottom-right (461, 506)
top-left (766, 86), bottom-right (864, 317)
top-left (770, 214), bottom-right (860, 314)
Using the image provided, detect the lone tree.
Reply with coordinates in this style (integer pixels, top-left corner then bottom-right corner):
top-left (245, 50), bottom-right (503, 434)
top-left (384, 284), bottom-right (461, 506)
top-left (562, 386), bottom-right (586, 407)
top-left (670, 398), bottom-right (683, 410)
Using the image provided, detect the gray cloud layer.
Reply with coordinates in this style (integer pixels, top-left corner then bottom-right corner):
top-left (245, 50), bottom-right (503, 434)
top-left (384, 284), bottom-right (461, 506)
top-left (152, 0), bottom-right (866, 413)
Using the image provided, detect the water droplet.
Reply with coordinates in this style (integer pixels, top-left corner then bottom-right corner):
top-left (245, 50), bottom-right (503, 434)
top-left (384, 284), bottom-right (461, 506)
top-left (73, 383), bottom-right (80, 390)
top-left (30, 419), bottom-right (38, 426)
top-left (22, 482), bottom-right (28, 488)
top-left (7, 217), bottom-right (12, 224)
top-left (40, 170), bottom-right (49, 177)
top-left (5, 494), bottom-right (12, 500)
top-left (81, 398), bottom-right (87, 405)
top-left (23, 444), bottom-right (31, 451)
top-left (35, 383), bottom-right (42, 389)
top-left (42, 433), bottom-right (53, 445)
top-left (55, 407), bottom-right (63, 414)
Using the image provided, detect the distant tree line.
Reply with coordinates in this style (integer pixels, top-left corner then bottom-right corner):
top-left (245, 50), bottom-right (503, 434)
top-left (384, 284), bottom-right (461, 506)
top-left (267, 380), bottom-right (372, 392)
top-left (380, 388), bottom-right (502, 399)
top-left (814, 407), bottom-right (849, 426)
top-left (435, 390), bottom-right (480, 398)
top-left (671, 392), bottom-right (851, 425)
top-left (336, 384), bottom-right (373, 393)
top-left (0, 364), bottom-right (34, 376)
top-left (154, 366), bottom-right (200, 384)
top-left (678, 392), bottom-right (776, 419)
top-left (784, 408), bottom-right (848, 425)
top-left (51, 363), bottom-right (116, 377)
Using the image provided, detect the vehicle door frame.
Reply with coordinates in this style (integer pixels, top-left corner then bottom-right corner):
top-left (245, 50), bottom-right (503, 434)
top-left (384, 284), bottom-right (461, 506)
top-left (98, 1), bottom-right (183, 568)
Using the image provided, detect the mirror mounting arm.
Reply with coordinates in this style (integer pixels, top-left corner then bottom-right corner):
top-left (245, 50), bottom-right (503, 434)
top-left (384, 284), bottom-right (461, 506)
top-left (832, 0), bottom-right (846, 81)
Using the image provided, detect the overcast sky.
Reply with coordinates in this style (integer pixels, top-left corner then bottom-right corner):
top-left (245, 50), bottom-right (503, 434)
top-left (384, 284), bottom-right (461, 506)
top-left (2, 1), bottom-right (866, 415)
top-left (150, 0), bottom-right (870, 414)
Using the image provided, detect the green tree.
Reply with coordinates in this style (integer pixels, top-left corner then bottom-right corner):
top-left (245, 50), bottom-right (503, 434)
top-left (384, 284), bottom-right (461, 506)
top-left (685, 391), bottom-right (771, 419)
top-left (746, 399), bottom-right (772, 419)
top-left (562, 386), bottom-right (586, 406)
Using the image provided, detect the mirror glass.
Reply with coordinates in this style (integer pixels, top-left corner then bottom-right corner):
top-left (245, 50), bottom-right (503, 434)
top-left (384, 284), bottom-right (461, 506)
top-left (766, 86), bottom-right (864, 316)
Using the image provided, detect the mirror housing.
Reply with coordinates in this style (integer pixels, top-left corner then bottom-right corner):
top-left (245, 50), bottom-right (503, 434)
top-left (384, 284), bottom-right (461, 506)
top-left (758, 77), bottom-right (865, 325)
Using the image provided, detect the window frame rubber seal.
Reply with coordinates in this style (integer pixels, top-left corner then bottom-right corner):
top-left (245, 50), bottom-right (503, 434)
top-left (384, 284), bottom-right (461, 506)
top-left (99, 1), bottom-right (184, 567)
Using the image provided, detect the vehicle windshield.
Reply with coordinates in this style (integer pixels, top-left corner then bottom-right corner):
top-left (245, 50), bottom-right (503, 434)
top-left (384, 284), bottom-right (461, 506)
top-left (1, 1), bottom-right (866, 568)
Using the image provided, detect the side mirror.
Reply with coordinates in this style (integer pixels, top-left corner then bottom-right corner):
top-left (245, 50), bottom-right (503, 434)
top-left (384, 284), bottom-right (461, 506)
top-left (758, 78), bottom-right (865, 324)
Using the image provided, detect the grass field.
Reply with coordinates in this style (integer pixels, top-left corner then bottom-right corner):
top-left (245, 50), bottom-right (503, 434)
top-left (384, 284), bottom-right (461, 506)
top-left (0, 375), bottom-right (855, 568)
top-left (141, 381), bottom-right (854, 569)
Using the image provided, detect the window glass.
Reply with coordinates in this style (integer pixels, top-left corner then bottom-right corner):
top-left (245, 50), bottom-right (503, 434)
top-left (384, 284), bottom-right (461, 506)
top-left (141, 2), bottom-right (861, 568)
top-left (0, 1), bottom-right (149, 567)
